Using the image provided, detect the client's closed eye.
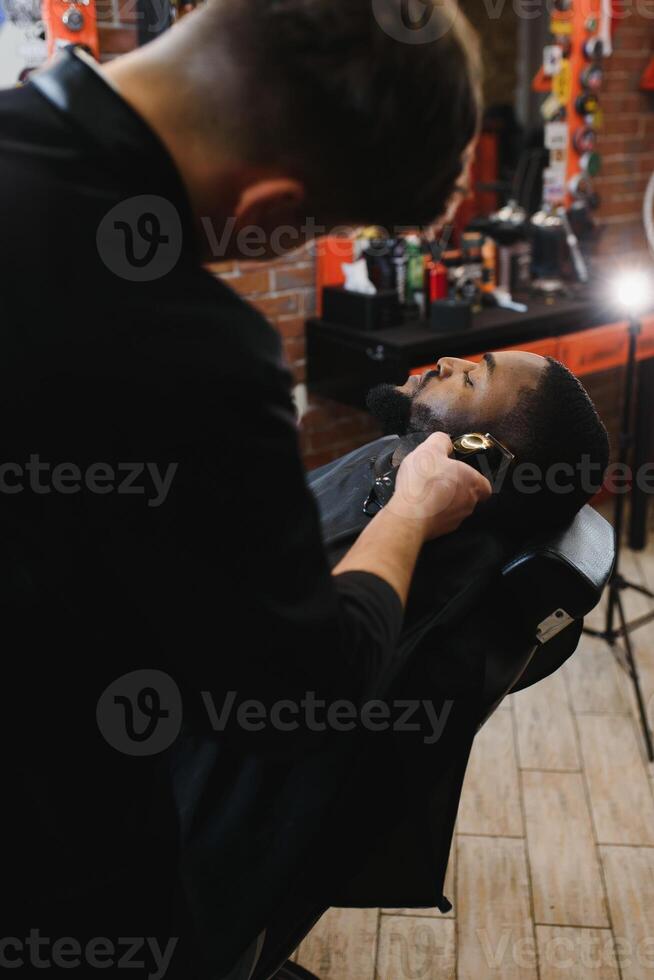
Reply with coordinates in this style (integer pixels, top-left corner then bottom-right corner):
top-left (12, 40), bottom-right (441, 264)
top-left (464, 371), bottom-right (474, 388)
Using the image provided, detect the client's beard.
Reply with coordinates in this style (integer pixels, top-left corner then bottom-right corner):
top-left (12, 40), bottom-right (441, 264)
top-left (366, 384), bottom-right (411, 435)
top-left (366, 384), bottom-right (449, 437)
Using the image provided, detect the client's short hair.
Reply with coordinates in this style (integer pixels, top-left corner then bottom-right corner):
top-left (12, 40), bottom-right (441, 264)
top-left (473, 358), bottom-right (610, 534)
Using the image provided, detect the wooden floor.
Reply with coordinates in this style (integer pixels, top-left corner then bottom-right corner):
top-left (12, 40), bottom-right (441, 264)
top-left (294, 528), bottom-right (654, 979)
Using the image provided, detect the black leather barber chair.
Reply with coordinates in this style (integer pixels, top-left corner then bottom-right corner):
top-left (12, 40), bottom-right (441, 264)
top-left (308, 436), bottom-right (616, 722)
top-left (262, 504), bottom-right (615, 980)
top-left (479, 503), bottom-right (614, 720)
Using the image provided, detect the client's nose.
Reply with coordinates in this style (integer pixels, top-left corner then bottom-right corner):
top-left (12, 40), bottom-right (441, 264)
top-left (435, 357), bottom-right (461, 379)
top-left (436, 357), bottom-right (475, 379)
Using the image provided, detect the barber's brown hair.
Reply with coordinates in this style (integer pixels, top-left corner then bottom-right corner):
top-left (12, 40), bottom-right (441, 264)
top-left (204, 0), bottom-right (481, 228)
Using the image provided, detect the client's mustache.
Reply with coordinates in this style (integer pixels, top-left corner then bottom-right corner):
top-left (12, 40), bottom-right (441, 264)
top-left (366, 383), bottom-right (449, 438)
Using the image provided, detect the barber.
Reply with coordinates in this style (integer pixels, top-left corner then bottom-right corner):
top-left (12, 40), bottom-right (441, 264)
top-left (0, 0), bottom-right (486, 975)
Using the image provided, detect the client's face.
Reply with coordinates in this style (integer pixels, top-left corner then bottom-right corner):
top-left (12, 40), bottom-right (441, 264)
top-left (367, 351), bottom-right (547, 438)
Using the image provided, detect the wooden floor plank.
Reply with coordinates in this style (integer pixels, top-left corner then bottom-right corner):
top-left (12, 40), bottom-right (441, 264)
top-left (564, 634), bottom-right (629, 717)
top-left (536, 926), bottom-right (620, 980)
top-left (577, 714), bottom-right (654, 845)
top-left (457, 709), bottom-right (523, 837)
top-left (617, 550), bottom-right (652, 621)
top-left (636, 546), bottom-right (654, 588)
top-left (513, 669), bottom-right (580, 771)
top-left (583, 593), bottom-right (607, 633)
top-left (522, 770), bottom-right (609, 927)
top-left (456, 835), bottom-right (537, 980)
top-left (613, 645), bottom-right (654, 758)
top-left (588, 549), bottom-right (654, 766)
top-left (600, 845), bottom-right (654, 980)
top-left (296, 908), bottom-right (379, 980)
top-left (375, 916), bottom-right (455, 980)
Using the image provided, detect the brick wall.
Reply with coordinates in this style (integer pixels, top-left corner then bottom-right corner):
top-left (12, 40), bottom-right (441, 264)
top-left (595, 17), bottom-right (654, 265)
top-left (96, 12), bottom-right (654, 470)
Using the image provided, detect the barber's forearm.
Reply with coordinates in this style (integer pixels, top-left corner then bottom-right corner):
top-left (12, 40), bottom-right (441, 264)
top-left (332, 508), bottom-right (427, 607)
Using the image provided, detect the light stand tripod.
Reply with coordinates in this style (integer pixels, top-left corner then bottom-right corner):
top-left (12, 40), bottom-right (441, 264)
top-left (584, 315), bottom-right (654, 762)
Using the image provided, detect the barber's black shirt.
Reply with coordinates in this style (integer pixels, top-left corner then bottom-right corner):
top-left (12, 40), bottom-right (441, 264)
top-left (0, 48), bottom-right (402, 972)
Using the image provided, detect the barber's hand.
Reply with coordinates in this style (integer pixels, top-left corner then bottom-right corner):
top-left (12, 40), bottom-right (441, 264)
top-left (389, 432), bottom-right (492, 541)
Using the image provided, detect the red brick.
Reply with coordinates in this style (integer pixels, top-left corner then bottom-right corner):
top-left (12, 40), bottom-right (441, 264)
top-left (227, 268), bottom-right (271, 297)
top-left (603, 69), bottom-right (644, 93)
top-left (598, 196), bottom-right (643, 218)
top-left (96, 0), bottom-right (116, 23)
top-left (237, 259), bottom-right (278, 274)
top-left (283, 336), bottom-right (306, 363)
top-left (117, 0), bottom-right (138, 23)
top-left (605, 52), bottom-right (651, 73)
top-left (252, 294), bottom-right (300, 319)
top-left (273, 264), bottom-right (315, 291)
top-left (620, 4), bottom-right (654, 25)
top-left (98, 25), bottom-right (137, 55)
top-left (275, 316), bottom-right (306, 339)
top-left (595, 173), bottom-right (650, 196)
top-left (613, 28), bottom-right (652, 52)
top-left (601, 115), bottom-right (641, 138)
top-left (600, 93), bottom-right (650, 115)
top-left (597, 135), bottom-right (644, 156)
top-left (205, 260), bottom-right (237, 278)
top-left (607, 50), bottom-right (651, 69)
top-left (597, 155), bottom-right (636, 178)
top-left (640, 116), bottom-right (654, 140)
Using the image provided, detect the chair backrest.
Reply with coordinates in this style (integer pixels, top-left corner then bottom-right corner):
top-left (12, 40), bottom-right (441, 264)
top-left (309, 444), bottom-right (615, 714)
top-left (481, 505), bottom-right (615, 717)
top-left (502, 504), bottom-right (615, 634)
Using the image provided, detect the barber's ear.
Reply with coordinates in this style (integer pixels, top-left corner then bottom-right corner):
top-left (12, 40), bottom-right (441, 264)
top-left (233, 178), bottom-right (307, 258)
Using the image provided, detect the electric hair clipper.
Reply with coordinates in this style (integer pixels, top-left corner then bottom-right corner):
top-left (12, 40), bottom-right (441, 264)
top-left (451, 432), bottom-right (515, 485)
top-left (364, 432), bottom-right (514, 517)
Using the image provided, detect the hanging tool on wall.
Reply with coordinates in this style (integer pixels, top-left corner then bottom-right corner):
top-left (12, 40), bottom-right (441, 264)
top-left (41, 0), bottom-right (99, 60)
top-left (566, 0), bottom-right (606, 211)
top-left (536, 0), bottom-right (616, 214)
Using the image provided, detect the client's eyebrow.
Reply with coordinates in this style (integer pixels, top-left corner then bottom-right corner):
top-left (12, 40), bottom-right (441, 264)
top-left (483, 353), bottom-right (496, 376)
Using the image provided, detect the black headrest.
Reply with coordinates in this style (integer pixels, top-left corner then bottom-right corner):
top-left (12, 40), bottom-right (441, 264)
top-left (501, 505), bottom-right (615, 625)
top-left (475, 506), bottom-right (615, 720)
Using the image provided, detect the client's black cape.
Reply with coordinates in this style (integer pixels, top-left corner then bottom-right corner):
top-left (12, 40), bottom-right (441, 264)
top-left (170, 437), bottom-right (581, 976)
top-left (303, 435), bottom-right (514, 909)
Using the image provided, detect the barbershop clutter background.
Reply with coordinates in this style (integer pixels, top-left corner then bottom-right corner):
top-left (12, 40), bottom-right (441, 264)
top-left (89, 1), bottom-right (654, 471)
